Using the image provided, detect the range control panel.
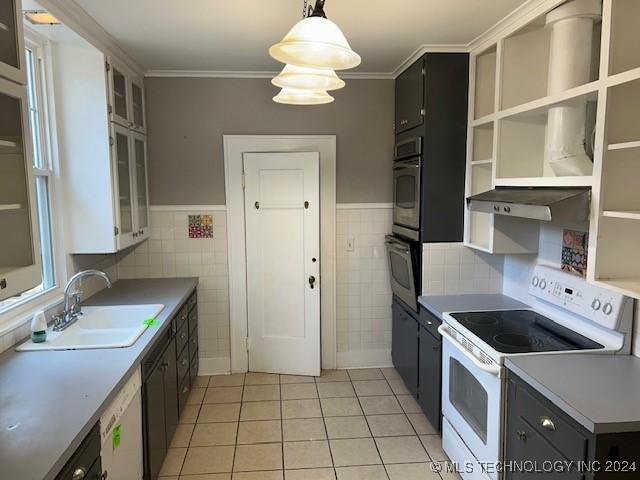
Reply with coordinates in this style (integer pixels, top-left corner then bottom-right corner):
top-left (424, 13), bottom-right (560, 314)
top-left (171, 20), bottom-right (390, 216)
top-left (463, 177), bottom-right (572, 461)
top-left (528, 265), bottom-right (626, 331)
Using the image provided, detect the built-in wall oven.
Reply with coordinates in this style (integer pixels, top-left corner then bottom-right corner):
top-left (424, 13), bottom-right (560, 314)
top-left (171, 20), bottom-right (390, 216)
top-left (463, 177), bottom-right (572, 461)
top-left (385, 234), bottom-right (421, 311)
top-left (393, 137), bottom-right (422, 241)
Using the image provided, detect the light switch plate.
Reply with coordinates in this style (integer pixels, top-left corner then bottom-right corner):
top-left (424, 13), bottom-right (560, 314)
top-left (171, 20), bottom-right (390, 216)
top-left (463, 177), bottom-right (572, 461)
top-left (346, 236), bottom-right (355, 252)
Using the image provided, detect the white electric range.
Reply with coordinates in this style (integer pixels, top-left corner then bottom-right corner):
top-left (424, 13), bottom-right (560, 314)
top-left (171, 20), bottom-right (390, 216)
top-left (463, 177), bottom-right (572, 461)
top-left (438, 265), bottom-right (634, 480)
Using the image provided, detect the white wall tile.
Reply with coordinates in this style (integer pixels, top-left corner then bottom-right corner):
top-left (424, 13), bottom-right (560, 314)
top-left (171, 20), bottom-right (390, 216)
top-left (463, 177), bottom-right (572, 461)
top-left (423, 243), bottom-right (504, 296)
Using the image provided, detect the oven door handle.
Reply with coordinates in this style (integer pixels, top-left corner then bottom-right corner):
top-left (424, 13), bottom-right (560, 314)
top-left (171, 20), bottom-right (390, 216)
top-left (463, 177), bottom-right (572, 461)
top-left (438, 325), bottom-right (501, 377)
top-left (385, 241), bottom-right (410, 254)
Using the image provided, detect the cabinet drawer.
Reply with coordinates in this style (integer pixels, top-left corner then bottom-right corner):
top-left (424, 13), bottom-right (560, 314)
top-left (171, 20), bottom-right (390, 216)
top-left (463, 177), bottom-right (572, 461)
top-left (516, 381), bottom-right (587, 462)
top-left (188, 292), bottom-right (197, 312)
top-left (189, 328), bottom-right (199, 361)
top-left (506, 415), bottom-right (583, 480)
top-left (178, 375), bottom-right (191, 413)
top-left (177, 344), bottom-right (190, 383)
top-left (176, 320), bottom-right (189, 356)
top-left (419, 306), bottom-right (441, 339)
top-left (175, 304), bottom-right (189, 331)
top-left (189, 305), bottom-right (198, 334)
top-left (55, 424), bottom-right (101, 480)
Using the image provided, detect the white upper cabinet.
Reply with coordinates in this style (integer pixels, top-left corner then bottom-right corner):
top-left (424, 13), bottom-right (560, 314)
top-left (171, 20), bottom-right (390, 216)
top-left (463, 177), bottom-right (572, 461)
top-left (0, 76), bottom-right (41, 300)
top-left (0, 0), bottom-right (26, 85)
top-left (51, 38), bottom-right (149, 254)
top-left (107, 57), bottom-right (146, 134)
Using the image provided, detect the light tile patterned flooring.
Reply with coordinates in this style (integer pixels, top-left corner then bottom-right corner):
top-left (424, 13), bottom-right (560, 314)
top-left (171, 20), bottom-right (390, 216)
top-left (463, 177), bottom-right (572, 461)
top-left (159, 368), bottom-right (460, 480)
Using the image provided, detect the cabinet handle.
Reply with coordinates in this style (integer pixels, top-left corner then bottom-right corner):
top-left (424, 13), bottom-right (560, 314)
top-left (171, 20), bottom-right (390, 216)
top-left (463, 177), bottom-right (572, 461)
top-left (101, 471), bottom-right (109, 480)
top-left (72, 466), bottom-right (87, 480)
top-left (0, 278), bottom-right (6, 289)
top-left (160, 360), bottom-right (169, 372)
top-left (180, 332), bottom-right (187, 340)
top-left (182, 358), bottom-right (188, 366)
top-left (540, 416), bottom-right (556, 431)
top-left (182, 385), bottom-right (189, 394)
top-left (516, 430), bottom-right (527, 442)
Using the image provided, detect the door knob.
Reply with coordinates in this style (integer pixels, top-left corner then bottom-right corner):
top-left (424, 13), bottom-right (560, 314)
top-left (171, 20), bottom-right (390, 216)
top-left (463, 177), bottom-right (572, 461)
top-left (308, 276), bottom-right (316, 289)
top-left (72, 467), bottom-right (87, 480)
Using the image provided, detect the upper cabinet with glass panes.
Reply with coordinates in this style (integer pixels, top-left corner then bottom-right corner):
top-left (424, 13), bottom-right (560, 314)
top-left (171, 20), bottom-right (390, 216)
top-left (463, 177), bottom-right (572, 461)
top-left (0, 0), bottom-right (26, 85)
top-left (107, 57), bottom-right (146, 134)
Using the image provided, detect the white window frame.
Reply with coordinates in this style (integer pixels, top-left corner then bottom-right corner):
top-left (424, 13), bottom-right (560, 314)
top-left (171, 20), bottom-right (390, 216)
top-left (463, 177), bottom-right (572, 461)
top-left (0, 29), bottom-right (67, 335)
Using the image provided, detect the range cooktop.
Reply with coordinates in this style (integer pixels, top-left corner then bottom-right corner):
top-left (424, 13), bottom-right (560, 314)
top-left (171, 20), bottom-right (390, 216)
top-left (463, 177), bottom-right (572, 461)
top-left (449, 309), bottom-right (604, 354)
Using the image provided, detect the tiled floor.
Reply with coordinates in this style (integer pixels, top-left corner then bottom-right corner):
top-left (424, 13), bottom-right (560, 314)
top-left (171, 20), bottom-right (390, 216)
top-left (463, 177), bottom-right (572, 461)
top-left (159, 368), bottom-right (460, 480)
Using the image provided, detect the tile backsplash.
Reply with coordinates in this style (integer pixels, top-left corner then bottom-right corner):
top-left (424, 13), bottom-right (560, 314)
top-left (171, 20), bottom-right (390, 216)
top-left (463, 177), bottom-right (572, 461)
top-left (422, 243), bottom-right (503, 295)
top-left (116, 209), bottom-right (230, 369)
top-left (336, 207), bottom-right (393, 367)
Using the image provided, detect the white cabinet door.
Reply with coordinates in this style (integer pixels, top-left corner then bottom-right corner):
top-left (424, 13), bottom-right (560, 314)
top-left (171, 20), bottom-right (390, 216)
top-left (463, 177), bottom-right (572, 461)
top-left (244, 151), bottom-right (321, 376)
top-left (111, 123), bottom-right (136, 250)
top-left (131, 131), bottom-right (150, 240)
top-left (0, 0), bottom-right (26, 85)
top-left (0, 77), bottom-right (41, 300)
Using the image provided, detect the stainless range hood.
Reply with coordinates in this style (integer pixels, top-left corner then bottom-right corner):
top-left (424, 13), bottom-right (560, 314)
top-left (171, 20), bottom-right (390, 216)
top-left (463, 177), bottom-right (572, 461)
top-left (467, 187), bottom-right (591, 223)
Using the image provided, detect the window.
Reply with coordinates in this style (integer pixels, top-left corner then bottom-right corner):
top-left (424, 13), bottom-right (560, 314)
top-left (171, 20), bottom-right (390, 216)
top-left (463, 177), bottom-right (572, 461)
top-left (0, 37), bottom-right (59, 316)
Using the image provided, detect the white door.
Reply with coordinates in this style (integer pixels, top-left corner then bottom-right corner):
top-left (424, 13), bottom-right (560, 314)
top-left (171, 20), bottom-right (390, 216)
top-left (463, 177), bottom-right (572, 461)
top-left (244, 151), bottom-right (320, 376)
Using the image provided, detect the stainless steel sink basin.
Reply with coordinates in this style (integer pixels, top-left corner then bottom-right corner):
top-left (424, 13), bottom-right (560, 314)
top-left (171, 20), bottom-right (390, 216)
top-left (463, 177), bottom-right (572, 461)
top-left (17, 304), bottom-right (165, 351)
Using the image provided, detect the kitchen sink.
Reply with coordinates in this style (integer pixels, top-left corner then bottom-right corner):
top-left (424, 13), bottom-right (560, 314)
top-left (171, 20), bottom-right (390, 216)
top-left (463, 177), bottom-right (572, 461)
top-left (16, 304), bottom-right (165, 351)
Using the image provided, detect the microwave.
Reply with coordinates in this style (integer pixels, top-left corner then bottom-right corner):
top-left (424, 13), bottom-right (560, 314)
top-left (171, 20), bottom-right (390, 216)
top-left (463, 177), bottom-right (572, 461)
top-left (393, 137), bottom-right (422, 238)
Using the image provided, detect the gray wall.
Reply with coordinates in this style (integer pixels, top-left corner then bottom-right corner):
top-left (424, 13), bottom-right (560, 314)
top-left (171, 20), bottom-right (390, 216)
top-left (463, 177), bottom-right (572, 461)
top-left (145, 77), bottom-right (394, 205)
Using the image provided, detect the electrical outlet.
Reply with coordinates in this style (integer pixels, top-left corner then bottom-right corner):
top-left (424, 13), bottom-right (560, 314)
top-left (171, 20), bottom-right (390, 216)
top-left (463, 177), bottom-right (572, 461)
top-left (346, 236), bottom-right (355, 252)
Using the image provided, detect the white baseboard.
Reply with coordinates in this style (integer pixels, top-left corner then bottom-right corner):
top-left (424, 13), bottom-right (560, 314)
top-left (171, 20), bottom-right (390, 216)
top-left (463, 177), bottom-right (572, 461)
top-left (337, 349), bottom-right (393, 369)
top-left (199, 356), bottom-right (231, 375)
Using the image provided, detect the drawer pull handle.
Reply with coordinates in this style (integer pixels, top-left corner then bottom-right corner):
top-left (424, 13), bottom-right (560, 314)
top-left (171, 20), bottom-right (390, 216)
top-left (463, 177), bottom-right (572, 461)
top-left (540, 417), bottom-right (556, 431)
top-left (72, 467), bottom-right (87, 480)
top-left (516, 430), bottom-right (527, 442)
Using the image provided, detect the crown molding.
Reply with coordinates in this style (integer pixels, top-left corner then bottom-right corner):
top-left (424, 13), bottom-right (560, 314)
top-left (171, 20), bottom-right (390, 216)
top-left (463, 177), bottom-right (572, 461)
top-left (37, 0), bottom-right (145, 76)
top-left (145, 69), bottom-right (394, 80)
top-left (466, 0), bottom-right (563, 53)
top-left (390, 44), bottom-right (468, 78)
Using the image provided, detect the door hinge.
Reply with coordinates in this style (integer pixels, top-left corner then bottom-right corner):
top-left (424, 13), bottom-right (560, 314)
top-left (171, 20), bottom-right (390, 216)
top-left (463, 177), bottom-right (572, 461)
top-left (107, 104), bottom-right (113, 114)
top-left (241, 171), bottom-right (246, 189)
top-left (421, 108), bottom-right (425, 117)
top-left (105, 61), bottom-right (111, 72)
top-left (114, 226), bottom-right (119, 236)
top-left (109, 136), bottom-right (114, 147)
top-left (246, 337), bottom-right (251, 352)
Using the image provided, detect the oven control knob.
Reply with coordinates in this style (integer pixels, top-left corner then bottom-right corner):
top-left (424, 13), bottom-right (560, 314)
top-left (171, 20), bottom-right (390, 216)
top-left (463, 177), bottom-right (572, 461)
top-left (591, 299), bottom-right (601, 311)
top-left (603, 303), bottom-right (613, 315)
top-left (539, 279), bottom-right (547, 290)
top-left (531, 276), bottom-right (539, 287)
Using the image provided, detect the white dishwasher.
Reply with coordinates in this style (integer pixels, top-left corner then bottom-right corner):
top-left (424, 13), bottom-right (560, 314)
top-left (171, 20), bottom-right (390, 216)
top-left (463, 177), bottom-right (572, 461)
top-left (100, 367), bottom-right (143, 480)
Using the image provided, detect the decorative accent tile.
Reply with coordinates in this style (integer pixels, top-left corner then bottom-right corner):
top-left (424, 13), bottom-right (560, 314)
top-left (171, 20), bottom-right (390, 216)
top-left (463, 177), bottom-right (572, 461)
top-left (561, 229), bottom-right (588, 277)
top-left (189, 214), bottom-right (214, 238)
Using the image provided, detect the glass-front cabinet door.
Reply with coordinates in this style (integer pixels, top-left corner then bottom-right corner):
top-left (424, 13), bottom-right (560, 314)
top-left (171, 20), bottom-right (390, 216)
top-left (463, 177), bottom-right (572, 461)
top-left (132, 132), bottom-right (149, 239)
top-left (131, 79), bottom-right (145, 133)
top-left (0, 0), bottom-right (26, 84)
top-left (111, 124), bottom-right (136, 250)
top-left (108, 60), bottom-right (130, 127)
top-left (0, 78), bottom-right (41, 300)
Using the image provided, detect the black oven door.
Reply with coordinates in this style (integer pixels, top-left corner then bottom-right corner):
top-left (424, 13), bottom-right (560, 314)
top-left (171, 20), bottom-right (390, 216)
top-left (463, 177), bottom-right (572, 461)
top-left (385, 235), bottom-right (418, 311)
top-left (393, 157), bottom-right (421, 231)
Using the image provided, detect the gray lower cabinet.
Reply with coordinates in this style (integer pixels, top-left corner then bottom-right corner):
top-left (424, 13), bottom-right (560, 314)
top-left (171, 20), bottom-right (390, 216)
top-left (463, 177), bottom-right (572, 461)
top-left (54, 423), bottom-right (102, 480)
top-left (506, 372), bottom-right (640, 480)
top-left (143, 291), bottom-right (198, 480)
top-left (418, 320), bottom-right (441, 430)
top-left (392, 299), bottom-right (418, 397)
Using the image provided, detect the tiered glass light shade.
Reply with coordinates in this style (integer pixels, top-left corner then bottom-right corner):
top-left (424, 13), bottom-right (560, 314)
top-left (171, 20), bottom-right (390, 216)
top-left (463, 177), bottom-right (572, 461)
top-left (273, 87), bottom-right (334, 105)
top-left (269, 4), bottom-right (360, 105)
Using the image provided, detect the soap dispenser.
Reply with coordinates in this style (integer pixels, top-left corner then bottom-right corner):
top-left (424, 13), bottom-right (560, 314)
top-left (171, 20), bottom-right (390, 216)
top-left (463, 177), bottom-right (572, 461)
top-left (30, 310), bottom-right (47, 343)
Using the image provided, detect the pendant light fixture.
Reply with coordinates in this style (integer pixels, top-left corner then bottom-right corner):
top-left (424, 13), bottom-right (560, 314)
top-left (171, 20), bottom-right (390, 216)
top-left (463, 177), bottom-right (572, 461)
top-left (270, 0), bottom-right (360, 105)
top-left (270, 0), bottom-right (360, 70)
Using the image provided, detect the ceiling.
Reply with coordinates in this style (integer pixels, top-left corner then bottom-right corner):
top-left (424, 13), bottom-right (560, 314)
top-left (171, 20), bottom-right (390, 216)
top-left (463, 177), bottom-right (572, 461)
top-left (69, 0), bottom-right (528, 74)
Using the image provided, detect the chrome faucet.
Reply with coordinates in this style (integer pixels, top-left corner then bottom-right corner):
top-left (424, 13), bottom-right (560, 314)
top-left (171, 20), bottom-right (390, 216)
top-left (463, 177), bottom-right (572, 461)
top-left (53, 270), bottom-right (113, 332)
